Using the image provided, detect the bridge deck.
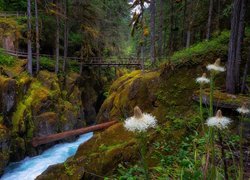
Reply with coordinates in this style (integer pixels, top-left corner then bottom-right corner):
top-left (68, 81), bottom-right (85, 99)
top-left (2, 50), bottom-right (141, 67)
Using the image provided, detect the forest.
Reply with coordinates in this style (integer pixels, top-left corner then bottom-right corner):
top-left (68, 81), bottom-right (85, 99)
top-left (0, 0), bottom-right (249, 179)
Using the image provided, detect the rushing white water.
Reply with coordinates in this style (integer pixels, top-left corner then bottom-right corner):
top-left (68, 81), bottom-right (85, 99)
top-left (1, 132), bottom-right (93, 180)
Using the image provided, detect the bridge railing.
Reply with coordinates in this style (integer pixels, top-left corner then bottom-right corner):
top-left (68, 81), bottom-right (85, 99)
top-left (0, 11), bottom-right (26, 17)
top-left (2, 49), bottom-right (142, 69)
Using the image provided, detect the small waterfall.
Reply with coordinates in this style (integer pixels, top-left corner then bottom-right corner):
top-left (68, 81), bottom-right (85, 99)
top-left (1, 132), bottom-right (93, 180)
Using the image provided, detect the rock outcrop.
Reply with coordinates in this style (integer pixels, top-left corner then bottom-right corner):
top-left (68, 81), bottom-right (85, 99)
top-left (0, 65), bottom-right (108, 175)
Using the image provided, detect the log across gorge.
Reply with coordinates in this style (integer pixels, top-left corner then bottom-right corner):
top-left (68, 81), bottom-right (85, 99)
top-left (32, 120), bottom-right (118, 147)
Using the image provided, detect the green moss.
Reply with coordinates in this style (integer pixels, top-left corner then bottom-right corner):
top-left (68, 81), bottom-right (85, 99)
top-left (12, 80), bottom-right (49, 135)
top-left (195, 89), bottom-right (250, 106)
top-left (16, 72), bottom-right (31, 86)
top-left (12, 102), bottom-right (26, 134)
top-left (63, 162), bottom-right (76, 176)
top-left (99, 142), bottom-right (127, 152)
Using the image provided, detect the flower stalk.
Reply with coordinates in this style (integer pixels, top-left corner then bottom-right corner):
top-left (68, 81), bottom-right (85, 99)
top-left (196, 73), bottom-right (210, 131)
top-left (124, 106), bottom-right (157, 179)
top-left (206, 110), bottom-right (231, 179)
top-left (236, 103), bottom-right (249, 179)
top-left (218, 130), bottom-right (228, 180)
top-left (205, 58), bottom-right (225, 179)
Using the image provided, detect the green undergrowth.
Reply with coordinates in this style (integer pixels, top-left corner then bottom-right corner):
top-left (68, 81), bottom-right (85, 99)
top-left (166, 28), bottom-right (250, 66)
top-left (36, 56), bottom-right (80, 73)
top-left (169, 31), bottom-right (230, 65)
top-left (0, 49), bottom-right (16, 66)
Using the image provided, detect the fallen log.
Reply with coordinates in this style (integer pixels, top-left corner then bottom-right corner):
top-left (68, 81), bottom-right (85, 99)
top-left (192, 89), bottom-right (250, 117)
top-left (32, 120), bottom-right (118, 147)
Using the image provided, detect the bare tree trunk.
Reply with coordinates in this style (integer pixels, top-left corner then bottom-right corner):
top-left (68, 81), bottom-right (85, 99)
top-left (150, 0), bottom-right (156, 64)
top-left (158, 0), bottom-right (164, 59)
top-left (80, 46), bottom-right (83, 74)
top-left (55, 0), bottom-right (60, 74)
top-left (63, 0), bottom-right (68, 72)
top-left (216, 0), bottom-right (221, 31)
top-left (186, 30), bottom-right (191, 48)
top-left (35, 0), bottom-right (40, 73)
top-left (241, 47), bottom-right (250, 93)
top-left (186, 0), bottom-right (193, 48)
top-left (27, 0), bottom-right (33, 75)
top-left (235, 0), bottom-right (246, 91)
top-left (140, 2), bottom-right (145, 71)
top-left (169, 0), bottom-right (174, 54)
top-left (182, 0), bottom-right (187, 47)
top-left (206, 0), bottom-right (213, 40)
top-left (226, 0), bottom-right (246, 94)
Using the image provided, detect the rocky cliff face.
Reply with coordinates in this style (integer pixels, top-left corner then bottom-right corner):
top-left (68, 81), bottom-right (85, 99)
top-left (37, 61), bottom-right (206, 179)
top-left (0, 63), bottom-right (107, 175)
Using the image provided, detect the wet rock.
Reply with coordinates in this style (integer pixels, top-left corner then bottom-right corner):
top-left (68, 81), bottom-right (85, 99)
top-left (0, 124), bottom-right (10, 175)
top-left (34, 112), bottom-right (59, 137)
top-left (9, 137), bottom-right (26, 162)
top-left (0, 77), bottom-right (17, 127)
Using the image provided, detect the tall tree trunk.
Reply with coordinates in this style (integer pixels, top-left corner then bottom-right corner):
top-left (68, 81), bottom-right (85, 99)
top-left (226, 0), bottom-right (246, 94)
top-left (55, 0), bottom-right (60, 74)
top-left (241, 47), bottom-right (250, 93)
top-left (35, 0), bottom-right (40, 73)
top-left (63, 0), bottom-right (68, 72)
top-left (186, 0), bottom-right (193, 48)
top-left (206, 0), bottom-right (213, 40)
top-left (27, 0), bottom-right (32, 75)
top-left (158, 0), bottom-right (164, 59)
top-left (150, 0), bottom-right (156, 64)
top-left (186, 29), bottom-right (191, 48)
top-left (235, 0), bottom-right (246, 90)
top-left (182, 0), bottom-right (187, 47)
top-left (216, 0), bottom-right (221, 31)
top-left (80, 46), bottom-right (83, 74)
top-left (140, 2), bottom-right (145, 71)
top-left (169, 0), bottom-right (174, 54)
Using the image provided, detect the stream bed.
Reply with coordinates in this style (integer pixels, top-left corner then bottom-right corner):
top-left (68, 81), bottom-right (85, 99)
top-left (1, 132), bottom-right (93, 180)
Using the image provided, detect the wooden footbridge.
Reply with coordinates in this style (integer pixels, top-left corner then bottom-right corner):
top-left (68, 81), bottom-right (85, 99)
top-left (3, 50), bottom-right (142, 68)
top-left (32, 120), bottom-right (118, 147)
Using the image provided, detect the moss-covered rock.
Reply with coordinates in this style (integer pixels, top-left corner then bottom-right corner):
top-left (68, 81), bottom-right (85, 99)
top-left (0, 60), bottom-right (111, 175)
top-left (97, 70), bottom-right (160, 123)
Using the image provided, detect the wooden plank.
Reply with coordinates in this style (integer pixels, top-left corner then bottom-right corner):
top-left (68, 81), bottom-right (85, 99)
top-left (2, 49), bottom-right (142, 67)
top-left (32, 120), bottom-right (118, 147)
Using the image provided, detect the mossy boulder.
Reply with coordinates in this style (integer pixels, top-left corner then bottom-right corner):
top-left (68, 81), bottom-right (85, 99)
top-left (97, 70), bottom-right (160, 123)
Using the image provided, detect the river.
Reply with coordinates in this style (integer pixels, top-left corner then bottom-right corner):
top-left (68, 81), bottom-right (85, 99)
top-left (1, 132), bottom-right (93, 180)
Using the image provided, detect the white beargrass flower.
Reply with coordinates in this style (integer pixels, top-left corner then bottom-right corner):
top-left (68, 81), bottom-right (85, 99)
top-left (124, 106), bottom-right (157, 132)
top-left (206, 110), bottom-right (231, 129)
top-left (206, 58), bottom-right (225, 72)
top-left (237, 103), bottom-right (250, 114)
top-left (196, 73), bottom-right (210, 84)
